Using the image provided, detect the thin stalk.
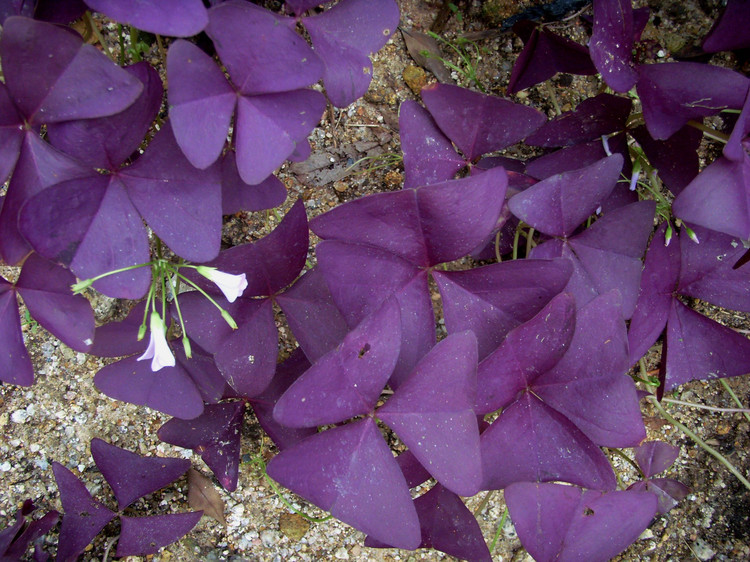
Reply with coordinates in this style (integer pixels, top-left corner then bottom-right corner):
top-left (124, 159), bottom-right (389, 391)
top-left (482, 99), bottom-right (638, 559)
top-left (607, 447), bottom-right (644, 479)
top-left (525, 227), bottom-right (535, 256)
top-left (71, 261), bottom-right (153, 293)
top-left (174, 271), bottom-right (238, 329)
top-left (661, 397), bottom-right (750, 414)
top-left (686, 119), bottom-right (730, 143)
top-left (473, 490), bottom-right (494, 516)
top-left (494, 230), bottom-right (502, 262)
top-left (719, 379), bottom-right (750, 423)
top-left (648, 396), bottom-right (750, 491)
top-left (85, 12), bottom-right (114, 61)
top-left (489, 507), bottom-right (508, 553)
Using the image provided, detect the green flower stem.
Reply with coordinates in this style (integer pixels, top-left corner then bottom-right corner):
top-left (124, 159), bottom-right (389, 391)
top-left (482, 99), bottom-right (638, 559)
top-left (687, 119), bottom-right (730, 143)
top-left (489, 507), bottom-right (508, 553)
top-left (85, 12), bottom-right (114, 62)
top-left (139, 282), bottom-right (156, 340)
top-left (661, 396), bottom-right (750, 415)
top-left (648, 396), bottom-right (750, 491)
top-left (607, 447), bottom-right (644, 480)
top-left (174, 271), bottom-right (238, 329)
top-left (71, 261), bottom-right (153, 294)
top-left (719, 379), bottom-right (750, 424)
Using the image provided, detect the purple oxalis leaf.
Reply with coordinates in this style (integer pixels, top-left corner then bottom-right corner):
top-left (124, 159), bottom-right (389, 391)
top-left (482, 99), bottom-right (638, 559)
top-left (508, 21), bottom-right (597, 94)
top-left (116, 512), bottom-right (203, 557)
top-left (505, 482), bottom-right (657, 562)
top-left (302, 0), bottom-right (400, 107)
top-left (509, 154), bottom-right (623, 237)
top-left (628, 478), bottom-right (690, 515)
top-left (633, 441), bottom-right (680, 478)
top-left (52, 462), bottom-right (117, 562)
top-left (364, 484), bottom-right (492, 562)
top-left (90, 438), bottom-right (191, 511)
top-left (285, 0), bottom-right (335, 16)
top-left (702, 0), bottom-right (750, 53)
top-left (0, 82), bottom-right (24, 184)
top-left (421, 83), bottom-right (546, 160)
top-left (89, 302), bottom-right (149, 359)
top-left (273, 297), bottom-right (401, 428)
top-left (434, 259), bottom-right (573, 361)
top-left (266, 418), bottom-right (421, 550)
top-left (637, 62), bottom-right (750, 140)
top-left (158, 401), bottom-right (245, 492)
top-left (378, 331), bottom-right (481, 497)
top-left (630, 125), bottom-right (701, 195)
top-left (84, 0), bottom-right (208, 37)
top-left (221, 150), bottom-right (287, 213)
top-left (590, 0), bottom-right (638, 93)
top-left (724, 86), bottom-right (750, 164)
top-left (0, 499), bottom-right (58, 561)
top-left (0, 275), bottom-right (33, 386)
top-left (480, 393), bottom-right (617, 491)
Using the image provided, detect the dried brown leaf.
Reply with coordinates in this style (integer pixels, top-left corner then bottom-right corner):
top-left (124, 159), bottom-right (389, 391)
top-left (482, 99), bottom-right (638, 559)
top-left (188, 468), bottom-right (226, 525)
top-left (400, 28), bottom-right (454, 84)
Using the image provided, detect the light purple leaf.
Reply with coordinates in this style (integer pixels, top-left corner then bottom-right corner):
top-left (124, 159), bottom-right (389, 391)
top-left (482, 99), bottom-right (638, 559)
top-left (702, 0), bottom-right (750, 53)
top-left (221, 151), bottom-right (287, 213)
top-left (235, 89), bottom-right (327, 185)
top-left (506, 482), bottom-right (657, 562)
top-left (303, 0), bottom-right (400, 107)
top-left (311, 167), bottom-right (508, 266)
top-left (434, 259), bottom-right (573, 360)
top-left (0, 16), bottom-right (143, 124)
top-left (206, 1), bottom-right (322, 95)
top-left (52, 462), bottom-right (116, 562)
top-left (633, 441), bottom-right (680, 478)
top-left (476, 292), bottom-right (576, 414)
top-left (0, 280), bottom-right (33, 386)
top-left (399, 100), bottom-right (465, 189)
top-left (274, 297), bottom-right (401, 428)
top-left (90, 438), bottom-right (190, 511)
top-left (590, 0), bottom-right (638, 92)
top-left (480, 393), bottom-right (617, 491)
top-left (116, 512), bottom-right (203, 557)
top-left (628, 478), bottom-right (690, 514)
top-left (276, 267), bottom-right (350, 364)
top-left (158, 402), bottom-right (245, 491)
top-left (85, 0), bottom-right (208, 37)
top-left (525, 93), bottom-right (632, 147)
top-left (509, 154), bottom-right (623, 237)
top-left (94, 354), bottom-right (205, 419)
top-left (167, 39), bottom-right (236, 170)
top-left (266, 418), bottom-right (421, 550)
top-left (534, 292), bottom-right (646, 447)
top-left (47, 62), bottom-right (163, 169)
top-left (89, 302), bottom-right (148, 358)
top-left (422, 83), bottom-right (546, 159)
top-left (508, 22), bottom-right (597, 94)
top-left (16, 253), bottom-right (94, 352)
top-left (378, 331), bottom-right (480, 496)
top-left (637, 62), bottom-right (750, 140)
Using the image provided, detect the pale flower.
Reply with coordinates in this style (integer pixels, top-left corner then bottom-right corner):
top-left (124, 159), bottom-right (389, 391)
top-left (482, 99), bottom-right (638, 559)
top-left (196, 266), bottom-right (248, 303)
top-left (137, 311), bottom-right (175, 371)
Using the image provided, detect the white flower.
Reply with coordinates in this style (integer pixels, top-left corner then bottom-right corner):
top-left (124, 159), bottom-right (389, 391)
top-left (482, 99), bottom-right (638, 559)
top-left (137, 311), bottom-right (175, 371)
top-left (196, 266), bottom-right (248, 303)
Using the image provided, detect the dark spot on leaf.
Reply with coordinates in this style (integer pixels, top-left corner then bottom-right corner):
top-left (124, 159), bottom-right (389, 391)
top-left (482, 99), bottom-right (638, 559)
top-left (358, 343), bottom-right (371, 358)
top-left (583, 507), bottom-right (595, 516)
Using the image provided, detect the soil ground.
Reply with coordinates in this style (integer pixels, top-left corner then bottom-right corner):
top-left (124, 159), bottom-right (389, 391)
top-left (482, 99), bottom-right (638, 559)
top-left (1, 1), bottom-right (750, 561)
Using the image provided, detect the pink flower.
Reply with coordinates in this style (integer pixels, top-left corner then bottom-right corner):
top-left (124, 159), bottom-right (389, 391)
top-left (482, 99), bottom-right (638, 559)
top-left (196, 266), bottom-right (248, 302)
top-left (137, 311), bottom-right (175, 371)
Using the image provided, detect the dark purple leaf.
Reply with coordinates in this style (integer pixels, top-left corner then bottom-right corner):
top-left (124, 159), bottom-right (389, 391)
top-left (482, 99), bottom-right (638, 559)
top-left (672, 154), bottom-right (750, 240)
top-left (399, 100), bottom-right (465, 189)
top-left (0, 16), bottom-right (143, 124)
top-left (0, 82), bottom-right (24, 184)
top-left (509, 155), bottom-right (623, 237)
top-left (480, 393), bottom-right (617, 491)
top-left (302, 0), bottom-right (399, 107)
top-left (173, 340), bottom-right (228, 405)
top-left (15, 253), bottom-right (94, 352)
top-left (628, 478), bottom-right (690, 514)
top-left (284, 0), bottom-right (335, 16)
top-left (274, 297), bottom-right (401, 428)
top-left (276, 267), bottom-right (350, 363)
top-left (637, 62), bottom-right (750, 140)
top-left (0, 500), bottom-right (58, 561)
top-left (167, 39), bottom-right (236, 170)
top-left (0, 277), bottom-right (33, 386)
top-left (702, 0), bottom-right (750, 53)
top-left (476, 292), bottom-right (576, 414)
top-left (421, 83), bottom-right (546, 159)
top-left (90, 438), bottom-right (190, 511)
top-left (94, 354), bottom-right (205, 419)
top-left (89, 303), bottom-right (149, 359)
top-left (266, 418), bottom-right (421, 550)
top-left (630, 125), bottom-right (701, 195)
top-left (633, 441), bottom-right (680, 478)
top-left (116, 512), bottom-right (203, 557)
top-left (434, 259), bottom-right (573, 361)
top-left (47, 62), bottom-right (163, 170)
top-left (52, 462), bottom-right (116, 562)
top-left (590, 0), bottom-right (638, 92)
top-left (0, 0), bottom-right (34, 22)
top-left (525, 94), bottom-right (632, 147)
top-left (378, 331), bottom-right (481, 496)
top-left (249, 349), bottom-right (317, 451)
top-left (724, 86), bottom-right (750, 163)
top-left (365, 484), bottom-right (492, 562)
top-left (158, 402), bottom-right (245, 491)
top-left (84, 0), bottom-right (208, 37)
top-left (505, 482), bottom-right (657, 562)
top-left (508, 22), bottom-right (597, 94)
top-left (33, 0), bottom-right (87, 23)
top-left (311, 167), bottom-right (508, 266)
top-left (221, 151), bottom-right (287, 213)
top-left (207, 2), bottom-right (322, 95)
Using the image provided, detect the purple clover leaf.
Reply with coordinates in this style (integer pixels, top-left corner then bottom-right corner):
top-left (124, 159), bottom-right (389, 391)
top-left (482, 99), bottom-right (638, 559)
top-left (702, 0), bottom-right (750, 53)
top-left (505, 482), bottom-right (657, 562)
top-left (589, 0), bottom-right (638, 93)
top-left (629, 439), bottom-right (690, 515)
top-left (220, 150), bottom-right (287, 214)
top-left (83, 0), bottom-right (208, 37)
top-left (0, 499), bottom-right (58, 561)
